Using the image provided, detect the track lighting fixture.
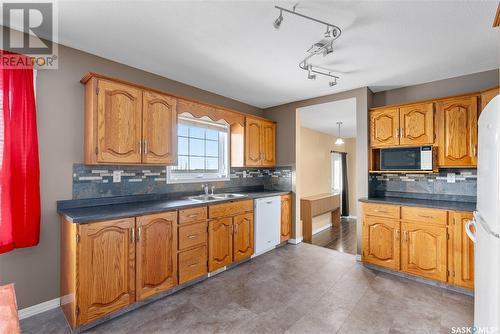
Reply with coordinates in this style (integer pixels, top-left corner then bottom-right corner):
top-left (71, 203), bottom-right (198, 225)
top-left (273, 10), bottom-right (283, 29)
top-left (273, 4), bottom-right (342, 87)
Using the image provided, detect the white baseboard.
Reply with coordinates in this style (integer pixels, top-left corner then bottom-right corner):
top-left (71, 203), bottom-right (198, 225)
top-left (312, 224), bottom-right (332, 235)
top-left (288, 237), bottom-right (303, 244)
top-left (18, 297), bottom-right (60, 320)
top-left (345, 215), bottom-right (357, 220)
top-left (355, 254), bottom-right (362, 262)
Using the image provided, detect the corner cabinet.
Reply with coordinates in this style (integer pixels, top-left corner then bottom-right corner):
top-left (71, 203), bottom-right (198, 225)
top-left (280, 194), bottom-right (292, 242)
top-left (436, 95), bottom-right (478, 167)
top-left (244, 117), bottom-right (276, 167)
top-left (82, 75), bottom-right (177, 165)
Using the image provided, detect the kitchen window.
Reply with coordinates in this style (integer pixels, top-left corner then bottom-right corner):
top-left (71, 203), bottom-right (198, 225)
top-left (167, 114), bottom-right (229, 183)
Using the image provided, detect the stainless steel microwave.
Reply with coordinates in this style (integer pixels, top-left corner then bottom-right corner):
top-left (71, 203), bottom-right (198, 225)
top-left (380, 146), bottom-right (433, 171)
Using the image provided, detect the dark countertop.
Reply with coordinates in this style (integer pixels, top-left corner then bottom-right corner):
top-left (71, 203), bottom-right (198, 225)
top-left (359, 197), bottom-right (476, 212)
top-left (58, 190), bottom-right (291, 224)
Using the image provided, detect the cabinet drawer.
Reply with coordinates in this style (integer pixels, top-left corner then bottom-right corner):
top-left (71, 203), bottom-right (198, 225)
top-left (401, 206), bottom-right (447, 225)
top-left (179, 206), bottom-right (207, 224)
top-left (178, 221), bottom-right (207, 250)
top-left (362, 203), bottom-right (400, 219)
top-left (209, 200), bottom-right (253, 218)
top-left (178, 245), bottom-right (207, 284)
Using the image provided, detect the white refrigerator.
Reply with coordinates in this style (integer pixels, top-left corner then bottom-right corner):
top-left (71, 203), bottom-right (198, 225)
top-left (467, 95), bottom-right (500, 332)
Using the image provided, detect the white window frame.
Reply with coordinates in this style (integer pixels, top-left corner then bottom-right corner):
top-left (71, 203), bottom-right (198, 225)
top-left (167, 113), bottom-right (230, 184)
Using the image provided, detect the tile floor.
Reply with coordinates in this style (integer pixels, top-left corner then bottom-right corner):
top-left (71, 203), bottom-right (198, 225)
top-left (21, 243), bottom-right (473, 334)
top-left (311, 218), bottom-right (357, 255)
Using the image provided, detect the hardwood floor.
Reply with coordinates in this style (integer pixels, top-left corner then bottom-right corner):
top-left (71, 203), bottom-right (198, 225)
top-left (311, 218), bottom-right (357, 255)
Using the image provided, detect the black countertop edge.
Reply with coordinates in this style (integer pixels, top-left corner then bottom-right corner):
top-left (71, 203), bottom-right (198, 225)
top-left (58, 190), bottom-right (292, 224)
top-left (359, 197), bottom-right (476, 212)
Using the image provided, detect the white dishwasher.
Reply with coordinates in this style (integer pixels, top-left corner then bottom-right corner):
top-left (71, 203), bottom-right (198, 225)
top-left (253, 196), bottom-right (281, 256)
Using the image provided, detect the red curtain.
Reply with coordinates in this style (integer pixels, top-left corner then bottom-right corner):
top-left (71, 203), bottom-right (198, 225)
top-left (0, 51), bottom-right (40, 254)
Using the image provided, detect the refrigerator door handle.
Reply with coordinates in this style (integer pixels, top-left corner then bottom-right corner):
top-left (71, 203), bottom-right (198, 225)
top-left (465, 219), bottom-right (476, 243)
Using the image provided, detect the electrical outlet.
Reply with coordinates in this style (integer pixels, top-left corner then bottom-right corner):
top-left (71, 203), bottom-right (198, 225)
top-left (447, 173), bottom-right (456, 183)
top-left (243, 171), bottom-right (247, 178)
top-left (113, 170), bottom-right (122, 183)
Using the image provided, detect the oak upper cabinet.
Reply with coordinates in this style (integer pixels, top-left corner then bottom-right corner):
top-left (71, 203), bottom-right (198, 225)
top-left (261, 121), bottom-right (276, 166)
top-left (452, 212), bottom-right (474, 289)
top-left (78, 218), bottom-right (136, 325)
top-left (399, 103), bottom-right (434, 146)
top-left (480, 86), bottom-right (499, 112)
top-left (370, 108), bottom-right (400, 147)
top-left (95, 79), bottom-right (143, 164)
top-left (135, 212), bottom-right (177, 301)
top-left (436, 95), bottom-right (478, 167)
top-left (82, 74), bottom-right (177, 165)
top-left (208, 217), bottom-right (233, 272)
top-left (280, 194), bottom-right (292, 242)
top-left (400, 221), bottom-right (448, 282)
top-left (244, 117), bottom-right (276, 167)
top-left (362, 216), bottom-right (400, 270)
top-left (233, 212), bottom-right (254, 261)
top-left (142, 91), bottom-right (177, 164)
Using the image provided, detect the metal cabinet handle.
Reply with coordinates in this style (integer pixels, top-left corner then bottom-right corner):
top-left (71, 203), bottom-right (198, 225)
top-left (396, 128), bottom-right (400, 138)
top-left (400, 127), bottom-right (405, 137)
top-left (138, 140), bottom-right (142, 155)
top-left (187, 234), bottom-right (198, 239)
top-left (144, 140), bottom-right (148, 155)
top-left (187, 214), bottom-right (198, 218)
top-left (188, 262), bottom-right (199, 268)
top-left (234, 224), bottom-right (238, 234)
top-left (131, 228), bottom-right (135, 243)
top-left (473, 145), bottom-right (477, 157)
top-left (137, 226), bottom-right (141, 242)
top-left (395, 229), bottom-right (400, 240)
top-left (418, 215), bottom-right (434, 219)
top-left (374, 209), bottom-right (388, 213)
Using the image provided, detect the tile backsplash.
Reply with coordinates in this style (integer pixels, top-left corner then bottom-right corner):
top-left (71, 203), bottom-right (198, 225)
top-left (73, 164), bottom-right (292, 199)
top-left (369, 169), bottom-right (477, 202)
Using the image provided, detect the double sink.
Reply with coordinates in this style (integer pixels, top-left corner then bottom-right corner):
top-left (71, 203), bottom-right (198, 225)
top-left (187, 193), bottom-right (247, 203)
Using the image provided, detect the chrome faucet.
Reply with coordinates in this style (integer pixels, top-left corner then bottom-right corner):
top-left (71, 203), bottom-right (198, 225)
top-left (202, 184), bottom-right (209, 196)
top-left (211, 186), bottom-right (215, 195)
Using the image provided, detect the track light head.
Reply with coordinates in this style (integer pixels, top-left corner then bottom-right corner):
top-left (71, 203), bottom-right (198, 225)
top-left (273, 10), bottom-right (283, 29)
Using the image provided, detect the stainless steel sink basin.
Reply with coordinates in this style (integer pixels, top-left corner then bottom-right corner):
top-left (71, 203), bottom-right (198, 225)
top-left (187, 193), bottom-right (247, 202)
top-left (213, 193), bottom-right (247, 200)
top-left (187, 195), bottom-right (220, 202)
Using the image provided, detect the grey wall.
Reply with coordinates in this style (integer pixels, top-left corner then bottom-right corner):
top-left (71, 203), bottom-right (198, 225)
top-left (372, 69), bottom-right (499, 107)
top-left (0, 42), bottom-right (263, 309)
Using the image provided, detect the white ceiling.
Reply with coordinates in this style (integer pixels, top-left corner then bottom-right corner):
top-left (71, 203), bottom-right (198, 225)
top-left (298, 98), bottom-right (357, 138)
top-left (12, 1), bottom-right (500, 108)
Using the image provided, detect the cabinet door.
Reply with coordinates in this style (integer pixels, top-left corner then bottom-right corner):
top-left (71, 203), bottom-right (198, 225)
top-left (399, 103), bottom-right (434, 146)
top-left (362, 216), bottom-right (400, 270)
top-left (233, 213), bottom-right (254, 261)
top-left (480, 87), bottom-right (499, 113)
top-left (261, 121), bottom-right (276, 166)
top-left (401, 221), bottom-right (447, 282)
top-left (208, 217), bottom-right (233, 272)
top-left (452, 212), bottom-right (474, 289)
top-left (437, 96), bottom-right (478, 167)
top-left (370, 108), bottom-right (400, 147)
top-left (96, 79), bottom-right (142, 163)
top-left (245, 117), bottom-right (262, 166)
top-left (78, 218), bottom-right (135, 325)
top-left (136, 212), bottom-right (177, 301)
top-left (280, 195), bottom-right (292, 242)
top-left (142, 91), bottom-right (177, 164)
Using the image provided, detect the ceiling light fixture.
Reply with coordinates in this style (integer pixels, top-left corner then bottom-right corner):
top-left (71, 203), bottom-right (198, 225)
top-left (335, 122), bottom-right (344, 146)
top-left (273, 4), bottom-right (342, 87)
top-left (273, 10), bottom-right (283, 29)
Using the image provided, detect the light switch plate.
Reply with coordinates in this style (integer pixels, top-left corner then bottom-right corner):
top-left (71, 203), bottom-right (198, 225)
top-left (113, 170), bottom-right (122, 183)
top-left (447, 173), bottom-right (456, 183)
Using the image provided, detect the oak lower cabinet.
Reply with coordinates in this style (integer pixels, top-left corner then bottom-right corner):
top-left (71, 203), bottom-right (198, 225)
top-left (208, 200), bottom-right (254, 272)
top-left (451, 211), bottom-right (474, 289)
top-left (136, 212), bottom-right (178, 301)
top-left (400, 221), bottom-right (448, 282)
top-left (361, 202), bottom-right (473, 288)
top-left (61, 212), bottom-right (178, 329)
top-left (280, 194), bottom-right (292, 242)
top-left (362, 217), bottom-right (400, 270)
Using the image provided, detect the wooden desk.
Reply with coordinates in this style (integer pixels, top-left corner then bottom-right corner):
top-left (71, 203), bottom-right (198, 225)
top-left (300, 193), bottom-right (341, 243)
